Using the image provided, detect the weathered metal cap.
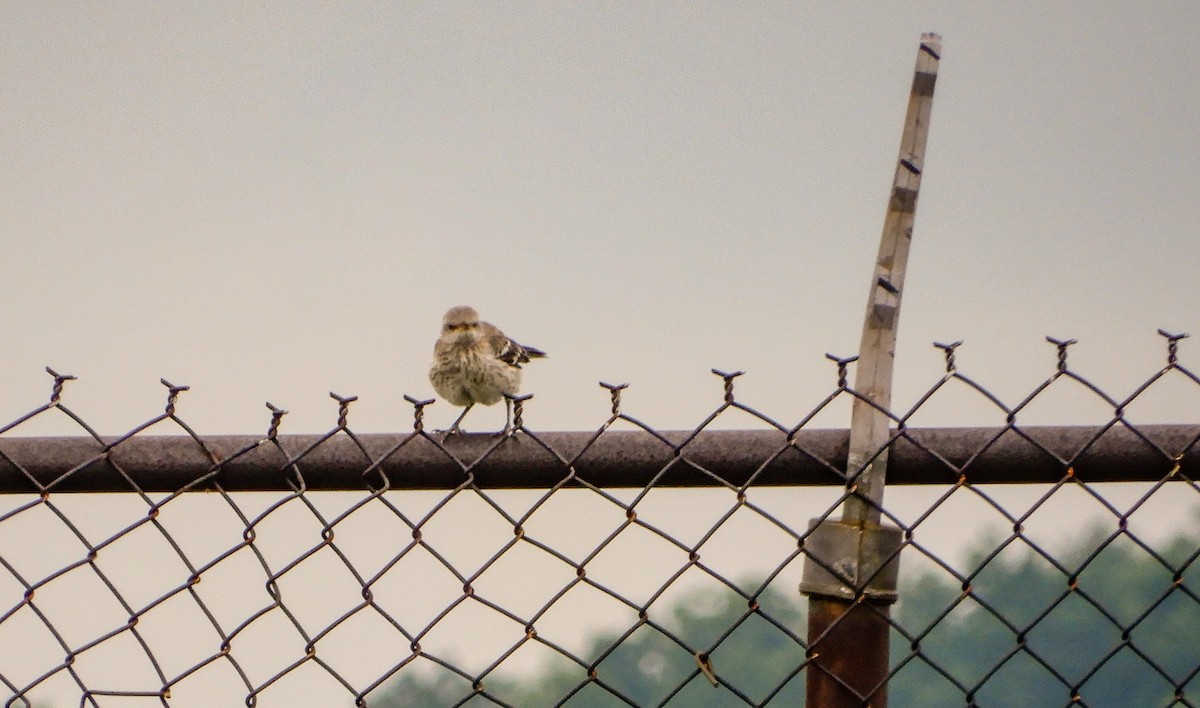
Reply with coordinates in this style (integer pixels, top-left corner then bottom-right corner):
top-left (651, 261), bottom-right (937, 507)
top-left (800, 518), bottom-right (904, 604)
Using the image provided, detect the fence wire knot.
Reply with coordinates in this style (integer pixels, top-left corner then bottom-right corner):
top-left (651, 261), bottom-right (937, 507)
top-left (404, 395), bottom-right (436, 432)
top-left (1046, 336), bottom-right (1077, 372)
top-left (711, 369), bottom-right (745, 403)
top-left (1158, 328), bottom-right (1189, 365)
top-left (160, 378), bottom-right (189, 415)
top-left (825, 353), bottom-right (859, 388)
top-left (329, 392), bottom-right (358, 427)
top-left (264, 402), bottom-right (287, 439)
top-left (44, 366), bottom-right (76, 403)
top-left (508, 393), bottom-right (532, 430)
top-left (934, 340), bottom-right (963, 372)
top-left (599, 382), bottom-right (629, 416)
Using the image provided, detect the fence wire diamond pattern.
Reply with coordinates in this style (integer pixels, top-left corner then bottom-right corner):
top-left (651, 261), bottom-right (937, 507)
top-left (1, 332), bottom-right (1199, 707)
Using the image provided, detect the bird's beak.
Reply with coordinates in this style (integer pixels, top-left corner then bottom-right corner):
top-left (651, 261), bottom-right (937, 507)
top-left (449, 324), bottom-right (478, 343)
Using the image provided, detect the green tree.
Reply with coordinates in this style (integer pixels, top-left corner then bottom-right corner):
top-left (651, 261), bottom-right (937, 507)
top-left (889, 522), bottom-right (1200, 707)
top-left (371, 519), bottom-right (1200, 707)
top-left (369, 584), bottom-right (806, 707)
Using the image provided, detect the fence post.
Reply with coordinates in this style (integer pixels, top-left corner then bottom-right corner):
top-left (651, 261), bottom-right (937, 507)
top-left (800, 33), bottom-right (941, 706)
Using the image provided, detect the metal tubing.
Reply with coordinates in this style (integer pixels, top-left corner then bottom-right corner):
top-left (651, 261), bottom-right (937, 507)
top-left (0, 424), bottom-right (1195, 493)
top-left (807, 598), bottom-right (892, 707)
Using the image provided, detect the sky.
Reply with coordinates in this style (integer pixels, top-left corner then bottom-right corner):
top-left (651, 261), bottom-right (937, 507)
top-left (2, 3), bottom-right (1199, 706)
top-left (3, 2), bottom-right (1198, 437)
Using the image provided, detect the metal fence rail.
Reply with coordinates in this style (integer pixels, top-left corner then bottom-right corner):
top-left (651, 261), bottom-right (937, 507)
top-left (1, 333), bottom-right (1198, 707)
top-left (4, 424), bottom-right (1198, 493)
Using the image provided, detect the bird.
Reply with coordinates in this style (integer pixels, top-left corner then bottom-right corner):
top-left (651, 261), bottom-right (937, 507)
top-left (429, 305), bottom-right (546, 436)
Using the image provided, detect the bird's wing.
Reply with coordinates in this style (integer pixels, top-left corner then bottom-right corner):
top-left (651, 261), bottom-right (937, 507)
top-left (482, 322), bottom-right (546, 367)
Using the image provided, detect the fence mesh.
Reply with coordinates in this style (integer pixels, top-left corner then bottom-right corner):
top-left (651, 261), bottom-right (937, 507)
top-left (1, 332), bottom-right (1199, 707)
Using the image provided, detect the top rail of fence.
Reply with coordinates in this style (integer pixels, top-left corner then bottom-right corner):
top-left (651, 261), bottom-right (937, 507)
top-left (1, 424), bottom-right (1196, 493)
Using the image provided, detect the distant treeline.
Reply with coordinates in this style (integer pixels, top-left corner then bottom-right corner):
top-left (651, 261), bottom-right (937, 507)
top-left (372, 516), bottom-right (1200, 707)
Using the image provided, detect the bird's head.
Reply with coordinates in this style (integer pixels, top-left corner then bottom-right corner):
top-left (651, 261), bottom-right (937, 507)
top-left (441, 305), bottom-right (482, 343)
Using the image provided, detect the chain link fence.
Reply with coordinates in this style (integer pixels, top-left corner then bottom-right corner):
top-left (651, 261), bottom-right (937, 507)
top-left (1, 332), bottom-right (1198, 707)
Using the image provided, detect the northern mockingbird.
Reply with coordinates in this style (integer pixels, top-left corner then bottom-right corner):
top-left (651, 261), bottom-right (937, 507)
top-left (429, 305), bottom-right (546, 435)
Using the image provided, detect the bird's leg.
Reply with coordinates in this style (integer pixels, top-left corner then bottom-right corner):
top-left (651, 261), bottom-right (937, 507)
top-left (441, 403), bottom-right (474, 438)
top-left (501, 397), bottom-right (514, 436)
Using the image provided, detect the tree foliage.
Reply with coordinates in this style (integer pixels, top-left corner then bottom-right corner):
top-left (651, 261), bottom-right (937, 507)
top-left (370, 518), bottom-right (1200, 707)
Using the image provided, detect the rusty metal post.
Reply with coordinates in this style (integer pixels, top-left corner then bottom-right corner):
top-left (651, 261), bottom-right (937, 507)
top-left (800, 33), bottom-right (941, 707)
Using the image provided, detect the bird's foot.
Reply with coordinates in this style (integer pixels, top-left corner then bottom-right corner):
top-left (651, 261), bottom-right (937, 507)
top-left (492, 425), bottom-right (517, 440)
top-left (436, 425), bottom-right (465, 442)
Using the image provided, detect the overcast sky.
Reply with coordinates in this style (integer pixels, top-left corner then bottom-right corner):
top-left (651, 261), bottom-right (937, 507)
top-left (4, 3), bottom-right (1198, 436)
top-left (3, 5), bottom-right (1199, 706)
